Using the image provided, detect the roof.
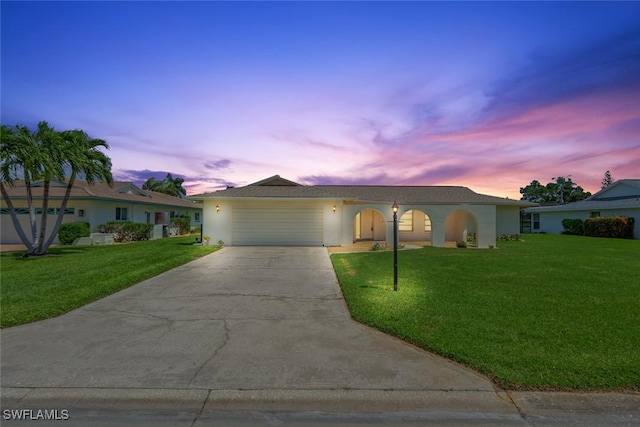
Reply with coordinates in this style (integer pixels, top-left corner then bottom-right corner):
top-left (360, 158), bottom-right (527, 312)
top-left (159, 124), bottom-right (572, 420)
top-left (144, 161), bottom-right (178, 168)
top-left (1, 180), bottom-right (201, 210)
top-left (191, 176), bottom-right (533, 206)
top-left (526, 179), bottom-right (640, 213)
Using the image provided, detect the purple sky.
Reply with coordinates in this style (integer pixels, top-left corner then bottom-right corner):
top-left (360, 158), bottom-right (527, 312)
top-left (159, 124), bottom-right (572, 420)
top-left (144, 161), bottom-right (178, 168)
top-left (2, 1), bottom-right (639, 199)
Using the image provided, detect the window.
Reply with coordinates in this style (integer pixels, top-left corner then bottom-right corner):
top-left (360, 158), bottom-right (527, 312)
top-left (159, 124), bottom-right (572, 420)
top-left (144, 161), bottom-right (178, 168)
top-left (115, 207), bottom-right (128, 221)
top-left (424, 214), bottom-right (432, 232)
top-left (195, 212), bottom-right (201, 222)
top-left (533, 213), bottom-right (540, 230)
top-left (590, 212), bottom-right (600, 218)
top-left (399, 210), bottom-right (413, 231)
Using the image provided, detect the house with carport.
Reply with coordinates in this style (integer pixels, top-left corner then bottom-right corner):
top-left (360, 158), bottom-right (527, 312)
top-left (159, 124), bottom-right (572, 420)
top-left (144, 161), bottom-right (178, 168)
top-left (191, 175), bottom-right (533, 248)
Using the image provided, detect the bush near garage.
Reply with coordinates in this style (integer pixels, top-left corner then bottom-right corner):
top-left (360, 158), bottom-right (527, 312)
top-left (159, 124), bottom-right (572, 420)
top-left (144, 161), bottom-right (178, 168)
top-left (99, 221), bottom-right (154, 242)
top-left (583, 216), bottom-right (634, 239)
top-left (58, 222), bottom-right (90, 245)
top-left (170, 215), bottom-right (191, 235)
top-left (562, 219), bottom-right (584, 235)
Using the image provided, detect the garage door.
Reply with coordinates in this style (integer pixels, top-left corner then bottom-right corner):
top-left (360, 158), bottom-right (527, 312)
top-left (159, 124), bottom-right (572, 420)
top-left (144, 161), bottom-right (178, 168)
top-left (232, 206), bottom-right (323, 246)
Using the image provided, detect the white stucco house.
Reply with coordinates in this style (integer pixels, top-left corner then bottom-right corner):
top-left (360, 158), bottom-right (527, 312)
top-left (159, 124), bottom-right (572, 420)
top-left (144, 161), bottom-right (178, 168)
top-left (190, 175), bottom-right (533, 248)
top-left (525, 179), bottom-right (640, 240)
top-left (1, 180), bottom-right (203, 244)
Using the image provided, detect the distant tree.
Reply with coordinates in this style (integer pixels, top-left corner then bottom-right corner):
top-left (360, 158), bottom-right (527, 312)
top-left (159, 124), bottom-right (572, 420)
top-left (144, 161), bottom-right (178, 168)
top-left (550, 176), bottom-right (591, 204)
top-left (1, 122), bottom-right (113, 256)
top-left (519, 180), bottom-right (553, 204)
top-left (601, 170), bottom-right (615, 189)
top-left (520, 176), bottom-right (591, 204)
top-left (142, 173), bottom-right (187, 198)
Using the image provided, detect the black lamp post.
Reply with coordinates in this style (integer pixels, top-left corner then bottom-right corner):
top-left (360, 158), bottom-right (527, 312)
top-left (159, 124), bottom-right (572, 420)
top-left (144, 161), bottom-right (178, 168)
top-left (392, 200), bottom-right (399, 291)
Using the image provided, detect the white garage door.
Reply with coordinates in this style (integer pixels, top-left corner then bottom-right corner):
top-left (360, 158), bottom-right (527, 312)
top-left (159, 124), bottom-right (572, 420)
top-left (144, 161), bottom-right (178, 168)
top-left (232, 206), bottom-right (323, 246)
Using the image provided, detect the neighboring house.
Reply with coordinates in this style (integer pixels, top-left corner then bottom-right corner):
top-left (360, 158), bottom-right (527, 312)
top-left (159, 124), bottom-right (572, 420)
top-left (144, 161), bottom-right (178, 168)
top-left (190, 175), bottom-right (534, 248)
top-left (525, 179), bottom-right (640, 240)
top-left (1, 180), bottom-right (203, 244)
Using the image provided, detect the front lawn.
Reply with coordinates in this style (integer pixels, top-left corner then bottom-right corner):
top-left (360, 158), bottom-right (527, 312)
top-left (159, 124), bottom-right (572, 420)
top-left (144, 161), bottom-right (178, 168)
top-left (331, 234), bottom-right (640, 391)
top-left (0, 236), bottom-right (219, 328)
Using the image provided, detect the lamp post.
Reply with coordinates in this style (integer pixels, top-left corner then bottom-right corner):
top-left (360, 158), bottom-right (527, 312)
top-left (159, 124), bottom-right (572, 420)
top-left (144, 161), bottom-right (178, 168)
top-left (392, 200), bottom-right (399, 291)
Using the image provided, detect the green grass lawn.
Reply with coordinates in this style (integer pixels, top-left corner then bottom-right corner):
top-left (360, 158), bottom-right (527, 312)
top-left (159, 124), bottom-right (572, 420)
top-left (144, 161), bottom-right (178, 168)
top-left (0, 236), bottom-right (219, 328)
top-left (331, 234), bottom-right (640, 391)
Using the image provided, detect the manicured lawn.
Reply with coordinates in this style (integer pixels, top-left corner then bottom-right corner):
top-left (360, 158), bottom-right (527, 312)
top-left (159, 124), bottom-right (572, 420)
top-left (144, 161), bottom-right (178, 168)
top-left (331, 234), bottom-right (640, 391)
top-left (0, 236), bottom-right (219, 328)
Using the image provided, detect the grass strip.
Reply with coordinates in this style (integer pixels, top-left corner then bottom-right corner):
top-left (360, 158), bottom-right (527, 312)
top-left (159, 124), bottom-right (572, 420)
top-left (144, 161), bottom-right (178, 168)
top-left (1, 236), bottom-right (219, 328)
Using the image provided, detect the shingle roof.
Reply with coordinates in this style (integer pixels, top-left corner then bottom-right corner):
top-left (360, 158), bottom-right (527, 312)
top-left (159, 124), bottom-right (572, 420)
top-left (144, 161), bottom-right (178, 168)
top-left (2, 181), bottom-right (201, 209)
top-left (191, 180), bottom-right (532, 206)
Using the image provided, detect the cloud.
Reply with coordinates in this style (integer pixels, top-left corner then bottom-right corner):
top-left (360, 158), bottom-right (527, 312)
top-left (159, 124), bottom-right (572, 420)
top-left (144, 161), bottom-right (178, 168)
top-left (204, 159), bottom-right (231, 170)
top-left (481, 28), bottom-right (640, 124)
top-left (114, 168), bottom-right (238, 194)
top-left (114, 169), bottom-right (186, 183)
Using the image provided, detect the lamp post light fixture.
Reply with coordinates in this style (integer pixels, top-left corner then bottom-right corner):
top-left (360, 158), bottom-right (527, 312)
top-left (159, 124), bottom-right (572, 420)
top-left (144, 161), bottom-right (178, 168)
top-left (392, 200), bottom-right (399, 291)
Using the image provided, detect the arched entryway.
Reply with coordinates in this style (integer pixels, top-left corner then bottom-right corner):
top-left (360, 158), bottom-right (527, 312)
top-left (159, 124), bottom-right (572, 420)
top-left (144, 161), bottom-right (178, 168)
top-left (398, 209), bottom-right (432, 244)
top-left (445, 210), bottom-right (478, 247)
top-left (353, 209), bottom-right (386, 242)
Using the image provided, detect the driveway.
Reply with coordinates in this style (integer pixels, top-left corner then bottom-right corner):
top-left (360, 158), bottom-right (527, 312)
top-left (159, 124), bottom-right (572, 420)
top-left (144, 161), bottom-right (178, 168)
top-left (1, 247), bottom-right (493, 391)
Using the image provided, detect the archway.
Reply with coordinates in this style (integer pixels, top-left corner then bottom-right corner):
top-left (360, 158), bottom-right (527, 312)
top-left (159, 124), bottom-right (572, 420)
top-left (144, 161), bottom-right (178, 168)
top-left (398, 209), bottom-right (432, 245)
top-left (444, 210), bottom-right (478, 247)
top-left (353, 209), bottom-right (386, 242)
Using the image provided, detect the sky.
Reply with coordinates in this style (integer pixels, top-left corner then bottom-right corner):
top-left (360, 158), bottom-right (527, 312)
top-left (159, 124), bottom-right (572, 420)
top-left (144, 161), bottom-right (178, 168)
top-left (2, 1), bottom-right (639, 199)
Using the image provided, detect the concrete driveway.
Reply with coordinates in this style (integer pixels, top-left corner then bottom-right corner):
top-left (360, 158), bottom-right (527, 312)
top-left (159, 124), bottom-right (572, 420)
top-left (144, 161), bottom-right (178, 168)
top-left (1, 246), bottom-right (493, 391)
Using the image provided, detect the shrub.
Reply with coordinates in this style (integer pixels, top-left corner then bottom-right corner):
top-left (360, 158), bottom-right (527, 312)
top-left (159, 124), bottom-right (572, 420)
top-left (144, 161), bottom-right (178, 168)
top-left (497, 234), bottom-right (521, 242)
top-left (583, 216), bottom-right (635, 239)
top-left (170, 216), bottom-right (191, 235)
top-left (456, 241), bottom-right (467, 248)
top-left (562, 218), bottom-right (584, 235)
top-left (99, 221), bottom-right (154, 242)
top-left (58, 222), bottom-right (90, 245)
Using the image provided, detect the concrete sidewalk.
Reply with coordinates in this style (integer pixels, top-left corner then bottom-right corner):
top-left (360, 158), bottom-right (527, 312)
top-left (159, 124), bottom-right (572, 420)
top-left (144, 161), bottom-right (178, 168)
top-left (1, 247), bottom-right (638, 425)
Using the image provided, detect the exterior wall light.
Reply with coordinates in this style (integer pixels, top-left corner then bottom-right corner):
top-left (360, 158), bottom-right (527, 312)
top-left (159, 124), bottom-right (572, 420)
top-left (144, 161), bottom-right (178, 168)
top-left (332, 205), bottom-right (337, 214)
top-left (216, 204), bottom-right (220, 214)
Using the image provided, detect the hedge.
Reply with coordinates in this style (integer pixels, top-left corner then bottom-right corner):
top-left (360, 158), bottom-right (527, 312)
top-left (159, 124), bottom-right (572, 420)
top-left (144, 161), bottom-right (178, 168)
top-left (583, 216), bottom-right (635, 239)
top-left (99, 221), bottom-right (154, 242)
top-left (58, 222), bottom-right (90, 245)
top-left (561, 218), bottom-right (584, 235)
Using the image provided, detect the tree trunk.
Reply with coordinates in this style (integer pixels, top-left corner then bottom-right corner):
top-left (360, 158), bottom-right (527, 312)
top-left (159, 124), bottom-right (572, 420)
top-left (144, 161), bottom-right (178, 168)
top-left (42, 175), bottom-right (76, 253)
top-left (35, 177), bottom-right (51, 255)
top-left (24, 175), bottom-right (38, 249)
top-left (1, 182), bottom-right (36, 253)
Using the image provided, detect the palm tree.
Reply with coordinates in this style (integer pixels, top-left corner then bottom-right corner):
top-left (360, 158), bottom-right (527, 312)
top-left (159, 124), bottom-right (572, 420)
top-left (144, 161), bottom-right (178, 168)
top-left (1, 124), bottom-right (38, 252)
top-left (40, 129), bottom-right (113, 253)
top-left (1, 122), bottom-right (64, 253)
top-left (1, 122), bottom-right (113, 256)
top-left (142, 173), bottom-right (187, 198)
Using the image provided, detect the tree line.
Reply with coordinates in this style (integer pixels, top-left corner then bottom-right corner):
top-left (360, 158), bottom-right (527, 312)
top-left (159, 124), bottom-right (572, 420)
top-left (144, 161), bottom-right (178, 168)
top-left (519, 171), bottom-right (615, 204)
